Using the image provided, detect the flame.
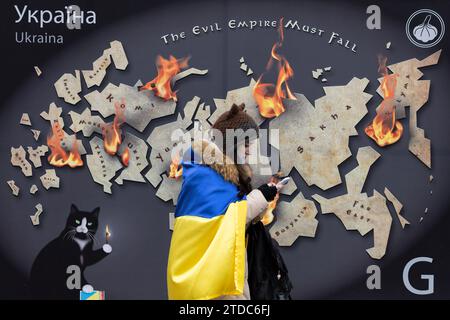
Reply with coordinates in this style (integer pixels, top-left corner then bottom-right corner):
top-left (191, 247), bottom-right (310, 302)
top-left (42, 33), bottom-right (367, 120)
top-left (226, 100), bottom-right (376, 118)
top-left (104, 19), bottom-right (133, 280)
top-left (102, 101), bottom-right (126, 155)
top-left (105, 225), bottom-right (111, 241)
top-left (47, 122), bottom-right (83, 168)
top-left (121, 147), bottom-right (130, 167)
top-left (365, 56), bottom-right (404, 147)
top-left (253, 18), bottom-right (297, 118)
top-left (261, 194), bottom-right (279, 225)
top-left (169, 155), bottom-right (183, 179)
top-left (140, 55), bottom-right (189, 101)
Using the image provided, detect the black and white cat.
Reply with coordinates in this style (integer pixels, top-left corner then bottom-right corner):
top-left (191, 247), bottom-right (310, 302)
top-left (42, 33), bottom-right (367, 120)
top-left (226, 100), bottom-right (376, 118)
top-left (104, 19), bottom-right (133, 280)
top-left (30, 204), bottom-right (112, 300)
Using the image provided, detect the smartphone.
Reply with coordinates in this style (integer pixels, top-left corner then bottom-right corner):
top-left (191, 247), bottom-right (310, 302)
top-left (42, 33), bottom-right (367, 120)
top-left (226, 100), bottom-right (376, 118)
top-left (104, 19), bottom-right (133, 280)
top-left (279, 177), bottom-right (291, 185)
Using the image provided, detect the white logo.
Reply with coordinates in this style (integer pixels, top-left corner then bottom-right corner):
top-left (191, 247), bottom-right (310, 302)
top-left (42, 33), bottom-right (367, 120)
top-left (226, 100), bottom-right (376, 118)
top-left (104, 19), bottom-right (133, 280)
top-left (406, 9), bottom-right (445, 48)
top-left (403, 257), bottom-right (434, 295)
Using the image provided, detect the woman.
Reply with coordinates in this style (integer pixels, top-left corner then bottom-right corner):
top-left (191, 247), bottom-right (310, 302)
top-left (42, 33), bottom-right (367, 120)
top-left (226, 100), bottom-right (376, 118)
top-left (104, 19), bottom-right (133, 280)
top-left (167, 103), bottom-right (283, 300)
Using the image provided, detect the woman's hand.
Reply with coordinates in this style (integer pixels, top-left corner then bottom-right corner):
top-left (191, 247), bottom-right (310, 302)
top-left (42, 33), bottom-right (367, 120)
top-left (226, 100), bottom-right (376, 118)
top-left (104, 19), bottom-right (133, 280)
top-left (257, 184), bottom-right (278, 202)
top-left (268, 175), bottom-right (290, 192)
top-left (258, 175), bottom-right (290, 202)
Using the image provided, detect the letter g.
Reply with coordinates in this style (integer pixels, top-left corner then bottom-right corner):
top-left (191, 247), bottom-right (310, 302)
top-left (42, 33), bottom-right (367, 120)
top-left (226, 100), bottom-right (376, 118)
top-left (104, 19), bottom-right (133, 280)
top-left (403, 257), bottom-right (434, 295)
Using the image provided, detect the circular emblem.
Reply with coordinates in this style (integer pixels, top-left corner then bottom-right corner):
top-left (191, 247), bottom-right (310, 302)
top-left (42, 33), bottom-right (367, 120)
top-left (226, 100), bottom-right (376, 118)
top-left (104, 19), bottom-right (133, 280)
top-left (406, 9), bottom-right (445, 48)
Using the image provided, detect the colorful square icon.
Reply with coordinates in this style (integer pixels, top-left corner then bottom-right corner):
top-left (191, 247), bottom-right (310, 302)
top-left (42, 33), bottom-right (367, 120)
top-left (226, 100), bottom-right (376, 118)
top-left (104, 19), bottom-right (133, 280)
top-left (80, 290), bottom-right (105, 300)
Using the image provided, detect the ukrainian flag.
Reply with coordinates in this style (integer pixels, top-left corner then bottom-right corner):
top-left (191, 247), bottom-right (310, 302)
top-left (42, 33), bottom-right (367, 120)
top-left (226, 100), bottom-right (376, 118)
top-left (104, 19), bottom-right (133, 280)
top-left (167, 150), bottom-right (247, 300)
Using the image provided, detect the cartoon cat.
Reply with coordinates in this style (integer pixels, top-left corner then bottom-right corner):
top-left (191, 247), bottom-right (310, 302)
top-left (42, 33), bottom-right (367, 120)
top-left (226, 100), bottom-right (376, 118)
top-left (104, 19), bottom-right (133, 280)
top-left (30, 204), bottom-right (112, 300)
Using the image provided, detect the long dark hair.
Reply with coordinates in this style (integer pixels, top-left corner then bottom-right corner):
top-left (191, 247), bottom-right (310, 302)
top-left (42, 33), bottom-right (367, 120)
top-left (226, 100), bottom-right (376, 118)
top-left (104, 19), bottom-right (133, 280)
top-left (236, 164), bottom-right (253, 197)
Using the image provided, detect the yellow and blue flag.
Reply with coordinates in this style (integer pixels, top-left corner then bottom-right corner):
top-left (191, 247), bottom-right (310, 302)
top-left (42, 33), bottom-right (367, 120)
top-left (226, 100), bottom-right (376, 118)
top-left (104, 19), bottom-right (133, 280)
top-left (167, 150), bottom-right (247, 300)
top-left (80, 290), bottom-right (105, 300)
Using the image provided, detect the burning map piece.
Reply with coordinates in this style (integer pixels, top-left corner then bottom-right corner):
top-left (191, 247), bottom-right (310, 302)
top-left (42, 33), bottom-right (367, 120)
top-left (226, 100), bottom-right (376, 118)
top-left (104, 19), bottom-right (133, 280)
top-left (269, 193), bottom-right (319, 246)
top-left (141, 63), bottom-right (206, 104)
top-left (69, 108), bottom-right (105, 137)
top-left (384, 187), bottom-right (409, 229)
top-left (41, 103), bottom-right (86, 160)
top-left (145, 96), bottom-right (201, 188)
top-left (30, 184), bottom-right (38, 195)
top-left (61, 134), bottom-right (87, 155)
top-left (86, 136), bottom-right (122, 194)
top-left (30, 203), bottom-right (44, 226)
top-left (115, 132), bottom-right (149, 185)
top-left (40, 169), bottom-right (60, 190)
top-left (171, 68), bottom-right (208, 84)
top-left (313, 146), bottom-right (393, 260)
top-left (7, 180), bottom-right (20, 196)
top-left (27, 145), bottom-right (49, 168)
top-left (82, 40), bottom-right (128, 88)
top-left (253, 19), bottom-right (297, 118)
top-left (85, 83), bottom-right (176, 133)
top-left (46, 126), bottom-right (85, 168)
top-left (210, 79), bottom-right (265, 126)
top-left (85, 66), bottom-right (208, 132)
top-left (376, 50), bottom-right (441, 168)
top-left (31, 129), bottom-right (41, 141)
top-left (365, 56), bottom-right (403, 147)
top-left (270, 77), bottom-right (371, 191)
top-left (11, 146), bottom-right (32, 177)
top-left (140, 55), bottom-right (194, 101)
top-left (54, 70), bottom-right (82, 105)
top-left (20, 113), bottom-right (32, 126)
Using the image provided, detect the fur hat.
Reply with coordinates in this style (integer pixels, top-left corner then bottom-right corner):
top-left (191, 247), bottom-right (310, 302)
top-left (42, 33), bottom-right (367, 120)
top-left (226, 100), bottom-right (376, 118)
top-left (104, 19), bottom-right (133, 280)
top-left (212, 103), bottom-right (258, 133)
top-left (212, 103), bottom-right (259, 151)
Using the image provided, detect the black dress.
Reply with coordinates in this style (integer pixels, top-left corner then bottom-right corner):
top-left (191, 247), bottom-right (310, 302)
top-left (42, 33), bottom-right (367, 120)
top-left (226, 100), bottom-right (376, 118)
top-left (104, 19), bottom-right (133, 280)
top-left (246, 221), bottom-right (293, 300)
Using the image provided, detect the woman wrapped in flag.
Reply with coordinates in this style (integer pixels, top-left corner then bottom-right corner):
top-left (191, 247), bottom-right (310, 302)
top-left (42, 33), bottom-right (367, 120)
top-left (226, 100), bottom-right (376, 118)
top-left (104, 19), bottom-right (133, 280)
top-left (167, 103), bottom-right (285, 300)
